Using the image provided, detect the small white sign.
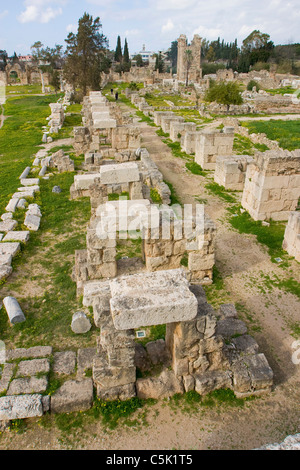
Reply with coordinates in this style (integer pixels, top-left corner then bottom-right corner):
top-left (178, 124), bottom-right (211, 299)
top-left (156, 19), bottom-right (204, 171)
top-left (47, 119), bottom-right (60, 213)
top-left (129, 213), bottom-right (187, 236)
top-left (136, 330), bottom-right (146, 338)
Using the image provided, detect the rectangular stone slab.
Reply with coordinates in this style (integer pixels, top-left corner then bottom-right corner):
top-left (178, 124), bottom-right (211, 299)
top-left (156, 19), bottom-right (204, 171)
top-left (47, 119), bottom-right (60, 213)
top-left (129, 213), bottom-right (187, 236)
top-left (0, 394), bottom-right (44, 420)
top-left (109, 268), bottom-right (198, 330)
top-left (100, 162), bottom-right (140, 185)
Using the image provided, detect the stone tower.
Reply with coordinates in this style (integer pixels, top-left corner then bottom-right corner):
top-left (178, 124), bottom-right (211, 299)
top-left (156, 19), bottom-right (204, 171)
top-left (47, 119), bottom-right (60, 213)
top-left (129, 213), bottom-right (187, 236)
top-left (177, 34), bottom-right (202, 84)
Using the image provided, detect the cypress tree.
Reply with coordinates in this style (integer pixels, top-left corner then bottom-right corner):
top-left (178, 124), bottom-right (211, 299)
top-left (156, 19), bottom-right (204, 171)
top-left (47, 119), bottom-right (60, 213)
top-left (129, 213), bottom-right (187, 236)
top-left (115, 35), bottom-right (122, 62)
top-left (123, 38), bottom-right (130, 64)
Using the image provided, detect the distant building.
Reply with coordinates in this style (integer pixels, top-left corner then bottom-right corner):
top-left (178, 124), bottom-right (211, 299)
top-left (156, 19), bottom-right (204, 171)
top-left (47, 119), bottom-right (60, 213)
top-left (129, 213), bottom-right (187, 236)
top-left (18, 55), bottom-right (33, 63)
top-left (131, 44), bottom-right (155, 63)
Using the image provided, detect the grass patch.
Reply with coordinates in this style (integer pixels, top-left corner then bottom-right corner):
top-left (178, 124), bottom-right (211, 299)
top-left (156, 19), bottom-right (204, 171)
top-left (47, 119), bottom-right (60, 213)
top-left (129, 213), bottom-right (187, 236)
top-left (227, 206), bottom-right (286, 262)
top-left (0, 94), bottom-right (60, 214)
top-left (136, 324), bottom-right (166, 347)
top-left (161, 138), bottom-right (193, 161)
top-left (185, 161), bottom-right (208, 177)
top-left (164, 181), bottom-right (181, 206)
top-left (241, 120), bottom-right (300, 151)
top-left (136, 111), bottom-right (156, 127)
top-left (205, 182), bottom-right (237, 203)
top-left (116, 237), bottom-right (142, 260)
top-left (91, 396), bottom-right (148, 430)
top-left (233, 133), bottom-right (269, 155)
top-left (150, 188), bottom-right (163, 204)
top-left (50, 113), bottom-right (82, 141)
top-left (0, 172), bottom-right (92, 349)
top-left (108, 192), bottom-right (129, 201)
top-left (168, 389), bottom-right (249, 413)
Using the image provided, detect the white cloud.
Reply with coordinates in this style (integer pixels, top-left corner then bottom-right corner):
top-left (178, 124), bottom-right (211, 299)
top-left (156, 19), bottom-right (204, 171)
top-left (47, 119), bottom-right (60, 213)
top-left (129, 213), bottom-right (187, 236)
top-left (0, 10), bottom-right (8, 20)
top-left (18, 0), bottom-right (65, 24)
top-left (162, 19), bottom-right (174, 34)
top-left (155, 0), bottom-right (197, 11)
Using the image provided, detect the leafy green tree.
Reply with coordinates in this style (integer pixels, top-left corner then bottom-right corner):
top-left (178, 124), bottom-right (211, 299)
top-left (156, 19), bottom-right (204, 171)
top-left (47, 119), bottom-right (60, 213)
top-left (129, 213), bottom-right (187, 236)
top-left (167, 40), bottom-right (178, 73)
top-left (115, 35), bottom-right (123, 63)
top-left (205, 80), bottom-right (243, 110)
top-left (50, 69), bottom-right (61, 94)
top-left (64, 13), bottom-right (111, 95)
top-left (133, 54), bottom-right (144, 67)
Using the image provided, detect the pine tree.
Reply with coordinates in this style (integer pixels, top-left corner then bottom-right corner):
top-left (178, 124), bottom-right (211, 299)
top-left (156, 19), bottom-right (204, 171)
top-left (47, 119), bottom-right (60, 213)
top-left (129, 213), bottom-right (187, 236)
top-left (64, 13), bottom-right (110, 95)
top-left (115, 36), bottom-right (123, 63)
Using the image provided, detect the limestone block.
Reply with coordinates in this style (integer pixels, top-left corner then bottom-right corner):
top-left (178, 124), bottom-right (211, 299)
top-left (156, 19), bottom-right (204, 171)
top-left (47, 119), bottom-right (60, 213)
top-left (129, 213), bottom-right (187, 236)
top-left (8, 376), bottom-right (48, 395)
top-left (0, 220), bottom-right (18, 232)
top-left (20, 178), bottom-right (39, 187)
top-left (16, 358), bottom-right (50, 377)
top-left (3, 231), bottom-right (30, 243)
top-left (136, 368), bottom-right (184, 399)
top-left (53, 351), bottom-right (76, 375)
top-left (100, 162), bottom-right (140, 185)
top-left (194, 370), bottom-right (232, 395)
top-left (24, 213), bottom-right (41, 231)
top-left (0, 395), bottom-right (44, 421)
top-left (50, 378), bottom-right (94, 414)
top-left (109, 268), bottom-right (198, 330)
top-left (0, 265), bottom-right (12, 281)
top-left (93, 358), bottom-right (136, 389)
top-left (6, 346), bottom-right (53, 361)
top-left (0, 254), bottom-right (12, 265)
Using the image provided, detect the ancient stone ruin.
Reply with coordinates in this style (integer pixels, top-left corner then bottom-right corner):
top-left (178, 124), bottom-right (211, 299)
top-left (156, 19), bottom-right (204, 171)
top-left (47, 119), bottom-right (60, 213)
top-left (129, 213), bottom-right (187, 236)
top-left (241, 150), bottom-right (300, 221)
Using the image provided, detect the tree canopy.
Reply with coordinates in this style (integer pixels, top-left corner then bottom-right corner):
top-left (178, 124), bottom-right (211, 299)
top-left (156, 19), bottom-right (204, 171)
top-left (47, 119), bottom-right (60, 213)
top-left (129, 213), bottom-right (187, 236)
top-left (63, 12), bottom-right (111, 94)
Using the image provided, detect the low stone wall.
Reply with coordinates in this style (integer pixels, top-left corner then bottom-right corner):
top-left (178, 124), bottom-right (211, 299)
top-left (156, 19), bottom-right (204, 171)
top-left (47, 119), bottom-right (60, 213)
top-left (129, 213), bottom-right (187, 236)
top-left (282, 211), bottom-right (300, 261)
top-left (48, 102), bottom-right (65, 134)
top-left (214, 155), bottom-right (254, 191)
top-left (170, 121), bottom-right (197, 143)
top-left (142, 208), bottom-right (216, 284)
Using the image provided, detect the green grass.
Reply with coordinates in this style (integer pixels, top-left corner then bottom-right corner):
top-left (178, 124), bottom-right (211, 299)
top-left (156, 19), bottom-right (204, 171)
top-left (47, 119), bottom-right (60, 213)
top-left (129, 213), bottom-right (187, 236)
top-left (168, 388), bottom-right (249, 413)
top-left (241, 120), bottom-right (300, 151)
top-left (205, 182), bottom-right (237, 203)
top-left (136, 324), bottom-right (166, 347)
top-left (164, 181), bottom-right (181, 206)
top-left (150, 188), bottom-right (163, 204)
top-left (50, 113), bottom-right (82, 141)
top-left (136, 110), bottom-right (156, 126)
top-left (227, 206), bottom-right (286, 262)
top-left (233, 133), bottom-right (269, 155)
top-left (0, 171), bottom-right (92, 349)
top-left (6, 84), bottom-right (43, 95)
top-left (265, 86), bottom-right (297, 96)
top-left (185, 161), bottom-right (208, 177)
top-left (116, 237), bottom-right (142, 260)
top-left (161, 138), bottom-right (193, 161)
top-left (0, 94), bottom-right (60, 214)
top-left (108, 192), bottom-right (129, 201)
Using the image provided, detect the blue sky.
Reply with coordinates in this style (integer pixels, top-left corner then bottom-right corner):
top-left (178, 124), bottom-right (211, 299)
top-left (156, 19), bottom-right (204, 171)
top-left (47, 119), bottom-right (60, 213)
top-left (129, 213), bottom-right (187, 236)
top-left (1, 0), bottom-right (300, 56)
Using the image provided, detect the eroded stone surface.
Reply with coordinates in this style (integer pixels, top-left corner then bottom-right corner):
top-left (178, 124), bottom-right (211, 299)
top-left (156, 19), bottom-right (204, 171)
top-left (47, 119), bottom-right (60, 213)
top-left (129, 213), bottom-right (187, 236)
top-left (109, 269), bottom-right (198, 330)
